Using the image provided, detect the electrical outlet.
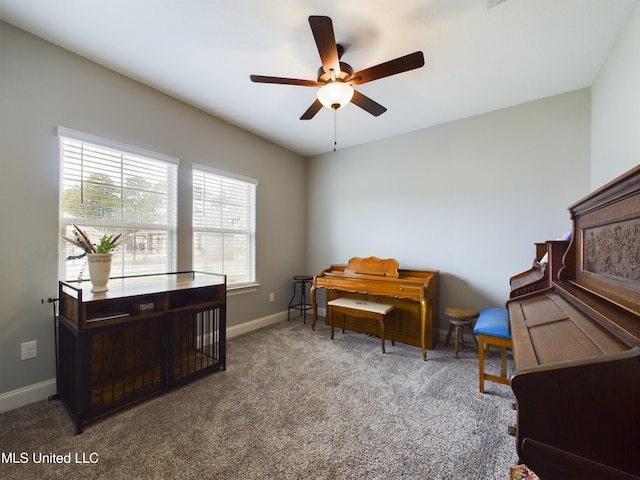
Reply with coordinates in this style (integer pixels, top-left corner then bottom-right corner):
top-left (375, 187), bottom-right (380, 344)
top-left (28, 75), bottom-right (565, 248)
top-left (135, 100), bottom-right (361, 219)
top-left (21, 340), bottom-right (38, 360)
top-left (269, 293), bottom-right (275, 303)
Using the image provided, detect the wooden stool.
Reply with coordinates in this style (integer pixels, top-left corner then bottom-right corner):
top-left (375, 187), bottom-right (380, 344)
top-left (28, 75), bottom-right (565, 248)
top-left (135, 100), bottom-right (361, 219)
top-left (444, 306), bottom-right (479, 358)
top-left (287, 275), bottom-right (313, 323)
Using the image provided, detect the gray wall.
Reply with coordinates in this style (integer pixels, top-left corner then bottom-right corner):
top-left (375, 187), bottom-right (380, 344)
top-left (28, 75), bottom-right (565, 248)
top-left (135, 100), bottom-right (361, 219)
top-left (306, 90), bottom-right (591, 312)
top-left (591, 1), bottom-right (640, 188)
top-left (0, 21), bottom-right (307, 406)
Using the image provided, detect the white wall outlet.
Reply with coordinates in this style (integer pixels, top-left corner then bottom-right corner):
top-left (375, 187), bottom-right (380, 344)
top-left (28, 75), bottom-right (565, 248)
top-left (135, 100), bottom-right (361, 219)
top-left (269, 293), bottom-right (275, 303)
top-left (21, 340), bottom-right (38, 360)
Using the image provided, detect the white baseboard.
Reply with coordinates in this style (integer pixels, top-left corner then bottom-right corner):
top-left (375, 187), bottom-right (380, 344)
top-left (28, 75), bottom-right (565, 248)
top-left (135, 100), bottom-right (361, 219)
top-left (226, 310), bottom-right (288, 338)
top-left (0, 378), bottom-right (57, 414)
top-left (0, 310), bottom-right (294, 414)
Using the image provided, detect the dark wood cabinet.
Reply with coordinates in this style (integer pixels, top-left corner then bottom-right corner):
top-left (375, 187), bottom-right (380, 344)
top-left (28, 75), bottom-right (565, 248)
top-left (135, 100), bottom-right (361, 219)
top-left (57, 271), bottom-right (226, 433)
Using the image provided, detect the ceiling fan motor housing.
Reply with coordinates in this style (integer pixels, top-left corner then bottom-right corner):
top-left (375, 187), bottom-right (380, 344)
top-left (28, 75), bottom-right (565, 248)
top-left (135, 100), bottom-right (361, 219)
top-left (317, 62), bottom-right (354, 83)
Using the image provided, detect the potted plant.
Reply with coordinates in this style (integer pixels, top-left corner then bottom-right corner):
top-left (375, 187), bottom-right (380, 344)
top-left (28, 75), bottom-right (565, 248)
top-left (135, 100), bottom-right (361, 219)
top-left (63, 225), bottom-right (122, 292)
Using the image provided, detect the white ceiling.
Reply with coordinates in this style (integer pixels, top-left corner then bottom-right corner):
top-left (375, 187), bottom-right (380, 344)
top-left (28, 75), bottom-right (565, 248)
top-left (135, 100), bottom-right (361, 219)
top-left (1, 0), bottom-right (637, 157)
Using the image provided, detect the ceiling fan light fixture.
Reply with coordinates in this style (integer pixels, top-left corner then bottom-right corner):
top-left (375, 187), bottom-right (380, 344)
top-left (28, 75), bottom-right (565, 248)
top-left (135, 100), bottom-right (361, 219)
top-left (317, 81), bottom-right (354, 110)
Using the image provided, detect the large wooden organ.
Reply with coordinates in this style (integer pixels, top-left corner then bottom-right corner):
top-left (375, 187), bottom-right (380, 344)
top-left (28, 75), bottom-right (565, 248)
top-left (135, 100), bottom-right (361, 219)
top-left (310, 257), bottom-right (438, 360)
top-left (507, 166), bottom-right (640, 478)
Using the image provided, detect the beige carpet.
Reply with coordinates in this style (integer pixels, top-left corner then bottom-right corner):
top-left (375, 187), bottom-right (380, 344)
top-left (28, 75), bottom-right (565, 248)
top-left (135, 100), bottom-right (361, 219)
top-left (0, 318), bottom-right (517, 479)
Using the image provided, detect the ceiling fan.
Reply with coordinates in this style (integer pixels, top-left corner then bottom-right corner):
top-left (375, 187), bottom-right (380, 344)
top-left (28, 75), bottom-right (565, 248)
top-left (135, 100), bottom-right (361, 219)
top-left (250, 15), bottom-right (425, 120)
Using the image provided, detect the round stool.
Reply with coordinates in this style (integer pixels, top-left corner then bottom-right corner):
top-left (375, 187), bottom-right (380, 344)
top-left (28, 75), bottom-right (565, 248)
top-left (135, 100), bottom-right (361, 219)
top-left (287, 275), bottom-right (313, 324)
top-left (444, 306), bottom-right (479, 358)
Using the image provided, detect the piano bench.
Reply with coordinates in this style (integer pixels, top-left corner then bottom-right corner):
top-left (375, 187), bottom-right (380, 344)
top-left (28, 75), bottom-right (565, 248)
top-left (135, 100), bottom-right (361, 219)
top-left (473, 307), bottom-right (512, 393)
top-left (327, 298), bottom-right (395, 353)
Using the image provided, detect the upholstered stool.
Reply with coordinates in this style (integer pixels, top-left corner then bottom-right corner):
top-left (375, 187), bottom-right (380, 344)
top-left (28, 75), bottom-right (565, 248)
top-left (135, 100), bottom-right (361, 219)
top-left (287, 275), bottom-right (313, 324)
top-left (444, 306), bottom-right (479, 358)
top-left (473, 307), bottom-right (512, 393)
top-left (327, 297), bottom-right (395, 353)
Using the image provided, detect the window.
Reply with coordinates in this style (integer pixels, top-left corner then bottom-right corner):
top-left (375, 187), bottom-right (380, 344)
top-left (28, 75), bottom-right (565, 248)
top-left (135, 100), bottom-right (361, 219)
top-left (58, 127), bottom-right (178, 281)
top-left (192, 165), bottom-right (257, 287)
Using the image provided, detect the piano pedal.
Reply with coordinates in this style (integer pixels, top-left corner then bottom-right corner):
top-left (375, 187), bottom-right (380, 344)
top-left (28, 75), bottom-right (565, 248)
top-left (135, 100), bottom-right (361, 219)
top-left (508, 425), bottom-right (516, 436)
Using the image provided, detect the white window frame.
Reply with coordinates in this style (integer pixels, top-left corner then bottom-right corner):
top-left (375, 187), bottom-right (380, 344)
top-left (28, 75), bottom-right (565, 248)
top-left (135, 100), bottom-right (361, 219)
top-left (192, 164), bottom-right (257, 289)
top-left (58, 126), bottom-right (178, 281)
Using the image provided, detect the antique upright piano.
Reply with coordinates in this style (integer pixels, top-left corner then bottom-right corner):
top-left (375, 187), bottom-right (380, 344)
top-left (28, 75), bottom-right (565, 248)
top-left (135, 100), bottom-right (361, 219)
top-left (507, 165), bottom-right (640, 478)
top-left (310, 256), bottom-right (438, 360)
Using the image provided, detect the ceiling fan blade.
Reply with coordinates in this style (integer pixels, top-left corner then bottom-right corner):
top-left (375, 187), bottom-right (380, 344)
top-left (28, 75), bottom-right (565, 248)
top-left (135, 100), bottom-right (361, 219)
top-left (352, 51), bottom-right (425, 85)
top-left (308, 16), bottom-right (340, 75)
top-left (351, 90), bottom-right (387, 116)
top-left (300, 99), bottom-right (323, 120)
top-left (250, 75), bottom-right (320, 87)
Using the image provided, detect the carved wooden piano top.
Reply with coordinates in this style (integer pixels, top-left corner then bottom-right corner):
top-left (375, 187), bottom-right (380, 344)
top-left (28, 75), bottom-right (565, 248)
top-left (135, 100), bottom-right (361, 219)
top-left (509, 239), bottom-right (571, 299)
top-left (344, 256), bottom-right (399, 278)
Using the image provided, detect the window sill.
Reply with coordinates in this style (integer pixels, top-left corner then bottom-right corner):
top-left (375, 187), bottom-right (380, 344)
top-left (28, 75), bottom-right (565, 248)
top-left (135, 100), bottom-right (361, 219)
top-left (227, 283), bottom-right (260, 296)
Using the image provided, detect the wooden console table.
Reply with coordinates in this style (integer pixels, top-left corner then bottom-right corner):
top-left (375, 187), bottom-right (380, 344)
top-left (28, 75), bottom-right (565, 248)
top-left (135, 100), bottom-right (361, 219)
top-left (56, 271), bottom-right (226, 433)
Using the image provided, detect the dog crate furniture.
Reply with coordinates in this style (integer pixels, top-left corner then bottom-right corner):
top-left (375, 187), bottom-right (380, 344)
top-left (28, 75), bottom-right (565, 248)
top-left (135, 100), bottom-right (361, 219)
top-left (56, 271), bottom-right (226, 433)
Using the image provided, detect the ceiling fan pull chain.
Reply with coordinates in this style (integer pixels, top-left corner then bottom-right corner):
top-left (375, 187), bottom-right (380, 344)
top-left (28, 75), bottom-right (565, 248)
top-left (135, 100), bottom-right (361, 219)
top-left (333, 107), bottom-right (337, 152)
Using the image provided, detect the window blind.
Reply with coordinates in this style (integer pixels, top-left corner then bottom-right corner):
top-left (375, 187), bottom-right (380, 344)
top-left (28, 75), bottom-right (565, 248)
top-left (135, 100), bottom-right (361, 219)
top-left (58, 127), bottom-right (178, 281)
top-left (192, 164), bottom-right (257, 287)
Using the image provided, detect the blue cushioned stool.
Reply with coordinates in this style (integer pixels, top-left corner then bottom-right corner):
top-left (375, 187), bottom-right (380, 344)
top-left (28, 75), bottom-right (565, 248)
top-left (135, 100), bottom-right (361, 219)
top-left (473, 307), bottom-right (512, 393)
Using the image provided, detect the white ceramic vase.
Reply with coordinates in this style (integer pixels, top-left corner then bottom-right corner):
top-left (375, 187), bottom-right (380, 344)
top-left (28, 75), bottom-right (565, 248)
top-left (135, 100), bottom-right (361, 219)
top-left (87, 253), bottom-right (113, 292)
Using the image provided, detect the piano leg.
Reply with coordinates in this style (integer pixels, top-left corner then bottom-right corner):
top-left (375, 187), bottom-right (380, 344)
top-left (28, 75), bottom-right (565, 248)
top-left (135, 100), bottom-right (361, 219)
top-left (310, 284), bottom-right (318, 331)
top-left (421, 299), bottom-right (428, 361)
